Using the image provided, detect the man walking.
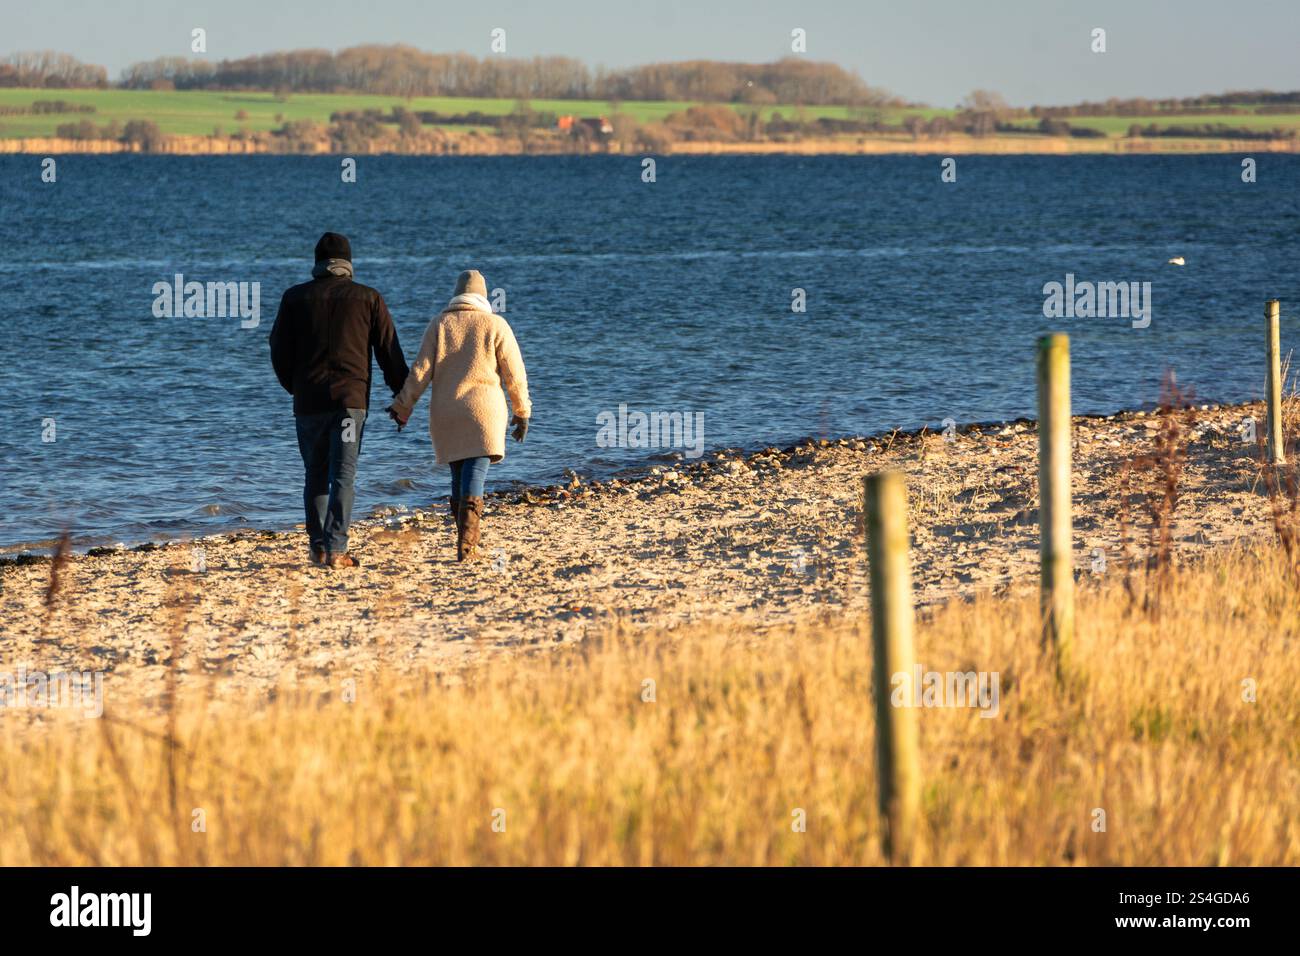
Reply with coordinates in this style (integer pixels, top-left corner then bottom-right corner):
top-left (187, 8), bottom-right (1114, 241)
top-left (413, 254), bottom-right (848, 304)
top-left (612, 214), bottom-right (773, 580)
top-left (270, 232), bottom-right (408, 568)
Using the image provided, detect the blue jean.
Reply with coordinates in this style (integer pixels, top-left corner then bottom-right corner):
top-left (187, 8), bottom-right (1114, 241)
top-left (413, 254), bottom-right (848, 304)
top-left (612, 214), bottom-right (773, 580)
top-left (295, 407), bottom-right (366, 554)
top-left (449, 456), bottom-right (490, 500)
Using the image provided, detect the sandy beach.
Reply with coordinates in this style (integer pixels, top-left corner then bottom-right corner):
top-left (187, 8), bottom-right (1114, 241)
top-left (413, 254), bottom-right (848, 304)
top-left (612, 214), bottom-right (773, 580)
top-left (0, 399), bottom-right (1278, 714)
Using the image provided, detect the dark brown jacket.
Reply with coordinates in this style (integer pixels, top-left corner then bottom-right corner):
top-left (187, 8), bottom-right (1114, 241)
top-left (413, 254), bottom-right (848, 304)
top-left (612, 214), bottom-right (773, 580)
top-left (269, 275), bottom-right (408, 415)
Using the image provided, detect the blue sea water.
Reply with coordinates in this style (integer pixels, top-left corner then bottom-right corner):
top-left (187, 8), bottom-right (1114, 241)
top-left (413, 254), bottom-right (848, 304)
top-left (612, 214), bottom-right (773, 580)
top-left (0, 153), bottom-right (1296, 550)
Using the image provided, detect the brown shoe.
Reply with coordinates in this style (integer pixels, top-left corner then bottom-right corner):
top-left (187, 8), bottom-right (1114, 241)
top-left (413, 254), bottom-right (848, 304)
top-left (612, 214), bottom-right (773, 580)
top-left (457, 496), bottom-right (483, 561)
top-left (310, 548), bottom-right (326, 566)
top-left (327, 552), bottom-right (360, 569)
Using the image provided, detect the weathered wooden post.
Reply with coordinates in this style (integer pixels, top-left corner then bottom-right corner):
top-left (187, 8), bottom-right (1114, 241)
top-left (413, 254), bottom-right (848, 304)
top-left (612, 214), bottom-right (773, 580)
top-left (863, 470), bottom-right (920, 863)
top-left (1266, 299), bottom-right (1285, 466)
top-left (1037, 333), bottom-right (1074, 672)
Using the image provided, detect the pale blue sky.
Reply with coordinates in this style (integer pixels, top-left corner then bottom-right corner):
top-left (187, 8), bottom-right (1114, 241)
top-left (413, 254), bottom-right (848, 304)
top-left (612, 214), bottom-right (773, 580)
top-left (3, 0), bottom-right (1296, 106)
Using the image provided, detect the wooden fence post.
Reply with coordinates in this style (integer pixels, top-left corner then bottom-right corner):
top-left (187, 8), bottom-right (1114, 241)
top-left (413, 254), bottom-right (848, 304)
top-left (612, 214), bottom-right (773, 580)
top-left (1037, 333), bottom-right (1074, 672)
top-left (863, 470), bottom-right (920, 863)
top-left (1266, 299), bottom-right (1285, 466)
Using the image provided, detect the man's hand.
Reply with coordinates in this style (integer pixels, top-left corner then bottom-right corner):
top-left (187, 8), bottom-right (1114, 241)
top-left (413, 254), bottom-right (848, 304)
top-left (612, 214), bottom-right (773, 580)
top-left (386, 404), bottom-right (409, 431)
top-left (510, 415), bottom-right (528, 443)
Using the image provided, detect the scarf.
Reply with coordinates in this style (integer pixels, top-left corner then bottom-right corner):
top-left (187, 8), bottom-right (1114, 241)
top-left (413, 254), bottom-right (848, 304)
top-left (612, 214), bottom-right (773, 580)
top-left (312, 258), bottom-right (354, 279)
top-left (445, 292), bottom-right (493, 313)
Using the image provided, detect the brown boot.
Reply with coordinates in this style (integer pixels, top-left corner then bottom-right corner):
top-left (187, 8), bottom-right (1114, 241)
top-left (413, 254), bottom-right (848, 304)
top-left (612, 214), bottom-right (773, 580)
top-left (327, 552), bottom-right (360, 569)
top-left (458, 496), bottom-right (484, 561)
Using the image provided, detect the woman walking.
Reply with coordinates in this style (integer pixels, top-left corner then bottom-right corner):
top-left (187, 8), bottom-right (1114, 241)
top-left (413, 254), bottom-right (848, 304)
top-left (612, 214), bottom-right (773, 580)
top-left (387, 270), bottom-right (531, 560)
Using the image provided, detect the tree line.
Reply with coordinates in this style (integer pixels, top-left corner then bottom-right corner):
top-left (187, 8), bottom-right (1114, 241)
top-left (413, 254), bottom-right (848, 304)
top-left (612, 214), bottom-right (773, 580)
top-left (0, 45), bottom-right (902, 107)
top-left (0, 51), bottom-right (108, 88)
top-left (4, 47), bottom-right (1298, 116)
top-left (120, 45), bottom-right (903, 106)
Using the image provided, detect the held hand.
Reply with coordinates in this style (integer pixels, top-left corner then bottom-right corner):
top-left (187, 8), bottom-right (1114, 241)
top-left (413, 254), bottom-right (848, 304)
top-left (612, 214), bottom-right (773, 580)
top-left (386, 404), bottom-right (409, 432)
top-left (510, 415), bottom-right (529, 443)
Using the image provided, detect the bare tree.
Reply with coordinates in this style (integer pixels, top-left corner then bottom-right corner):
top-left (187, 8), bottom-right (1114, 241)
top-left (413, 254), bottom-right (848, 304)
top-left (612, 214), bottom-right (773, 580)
top-left (960, 89), bottom-right (1009, 116)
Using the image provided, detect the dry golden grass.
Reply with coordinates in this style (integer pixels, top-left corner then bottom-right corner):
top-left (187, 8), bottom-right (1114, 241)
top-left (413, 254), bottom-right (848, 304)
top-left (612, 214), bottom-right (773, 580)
top-left (2, 541), bottom-right (1298, 866)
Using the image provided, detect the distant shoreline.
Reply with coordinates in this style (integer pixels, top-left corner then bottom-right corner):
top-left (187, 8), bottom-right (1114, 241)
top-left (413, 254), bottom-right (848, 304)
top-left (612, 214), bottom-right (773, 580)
top-left (2, 133), bottom-right (1297, 157)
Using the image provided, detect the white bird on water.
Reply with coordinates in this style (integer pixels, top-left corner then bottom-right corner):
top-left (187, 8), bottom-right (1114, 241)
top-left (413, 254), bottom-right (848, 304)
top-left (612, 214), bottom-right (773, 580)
top-left (1167, 256), bottom-right (1186, 266)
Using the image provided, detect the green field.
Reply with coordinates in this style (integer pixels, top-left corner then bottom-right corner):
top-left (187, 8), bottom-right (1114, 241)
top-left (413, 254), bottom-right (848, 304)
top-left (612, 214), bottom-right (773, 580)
top-left (0, 88), bottom-right (1296, 140)
top-left (1001, 112), bottom-right (1300, 135)
top-left (0, 88), bottom-right (951, 138)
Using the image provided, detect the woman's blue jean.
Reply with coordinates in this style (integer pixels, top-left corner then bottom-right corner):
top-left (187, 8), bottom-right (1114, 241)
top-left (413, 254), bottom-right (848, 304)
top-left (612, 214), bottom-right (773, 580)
top-left (449, 456), bottom-right (491, 500)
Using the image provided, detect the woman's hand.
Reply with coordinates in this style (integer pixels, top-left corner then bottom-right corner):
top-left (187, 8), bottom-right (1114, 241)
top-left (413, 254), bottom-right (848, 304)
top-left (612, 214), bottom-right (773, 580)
top-left (386, 404), bottom-right (409, 431)
top-left (510, 415), bottom-right (528, 442)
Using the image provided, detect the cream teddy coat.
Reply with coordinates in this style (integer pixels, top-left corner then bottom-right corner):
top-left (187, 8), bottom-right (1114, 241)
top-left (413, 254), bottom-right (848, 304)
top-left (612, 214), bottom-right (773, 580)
top-left (390, 298), bottom-right (531, 465)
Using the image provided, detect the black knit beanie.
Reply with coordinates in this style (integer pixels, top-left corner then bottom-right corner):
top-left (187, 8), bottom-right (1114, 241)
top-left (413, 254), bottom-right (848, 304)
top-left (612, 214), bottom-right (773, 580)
top-left (314, 232), bottom-right (352, 262)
